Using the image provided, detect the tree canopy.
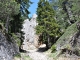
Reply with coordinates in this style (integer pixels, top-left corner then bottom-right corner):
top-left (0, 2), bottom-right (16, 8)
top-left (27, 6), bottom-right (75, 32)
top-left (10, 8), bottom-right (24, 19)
top-left (36, 0), bottom-right (61, 48)
top-left (0, 0), bottom-right (32, 49)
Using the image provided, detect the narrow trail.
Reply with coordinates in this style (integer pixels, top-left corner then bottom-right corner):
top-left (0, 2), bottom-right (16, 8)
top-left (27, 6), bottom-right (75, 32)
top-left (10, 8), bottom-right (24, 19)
top-left (27, 44), bottom-right (51, 60)
top-left (27, 49), bottom-right (49, 60)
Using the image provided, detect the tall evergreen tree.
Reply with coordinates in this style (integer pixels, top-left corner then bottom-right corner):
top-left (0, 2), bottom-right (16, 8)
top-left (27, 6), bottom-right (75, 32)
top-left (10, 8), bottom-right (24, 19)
top-left (0, 0), bottom-right (32, 48)
top-left (69, 0), bottom-right (80, 21)
top-left (49, 0), bottom-right (77, 32)
top-left (0, 0), bottom-right (20, 33)
top-left (36, 0), bottom-right (61, 48)
top-left (0, 0), bottom-right (32, 33)
top-left (16, 0), bottom-right (32, 18)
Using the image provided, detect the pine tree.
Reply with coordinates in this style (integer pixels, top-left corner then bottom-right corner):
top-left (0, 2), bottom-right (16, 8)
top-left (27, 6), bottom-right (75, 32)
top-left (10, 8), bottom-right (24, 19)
top-left (16, 0), bottom-right (32, 17)
top-left (0, 0), bottom-right (32, 33)
top-left (0, 0), bottom-right (20, 21)
top-left (36, 0), bottom-right (61, 48)
top-left (0, 0), bottom-right (32, 51)
top-left (69, 0), bottom-right (80, 21)
top-left (49, 0), bottom-right (77, 32)
top-left (0, 0), bottom-right (20, 33)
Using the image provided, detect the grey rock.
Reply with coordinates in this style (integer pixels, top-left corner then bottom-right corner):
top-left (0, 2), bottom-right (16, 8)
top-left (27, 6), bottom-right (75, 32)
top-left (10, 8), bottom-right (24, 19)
top-left (21, 14), bottom-right (38, 50)
top-left (0, 32), bottom-right (19, 60)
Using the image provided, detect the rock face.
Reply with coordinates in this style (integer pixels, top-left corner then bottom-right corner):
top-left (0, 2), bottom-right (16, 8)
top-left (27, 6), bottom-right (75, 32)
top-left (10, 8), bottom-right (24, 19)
top-left (0, 32), bottom-right (19, 60)
top-left (56, 21), bottom-right (80, 57)
top-left (22, 14), bottom-right (39, 50)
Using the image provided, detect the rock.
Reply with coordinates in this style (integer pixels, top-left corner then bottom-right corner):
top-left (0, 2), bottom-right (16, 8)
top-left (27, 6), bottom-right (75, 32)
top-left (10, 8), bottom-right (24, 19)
top-left (21, 14), bottom-right (39, 50)
top-left (56, 21), bottom-right (80, 56)
top-left (0, 32), bottom-right (19, 60)
top-left (34, 35), bottom-right (39, 48)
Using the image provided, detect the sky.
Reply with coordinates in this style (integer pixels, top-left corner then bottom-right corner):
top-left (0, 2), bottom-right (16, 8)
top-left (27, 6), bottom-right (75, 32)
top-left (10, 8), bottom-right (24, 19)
top-left (28, 0), bottom-right (39, 18)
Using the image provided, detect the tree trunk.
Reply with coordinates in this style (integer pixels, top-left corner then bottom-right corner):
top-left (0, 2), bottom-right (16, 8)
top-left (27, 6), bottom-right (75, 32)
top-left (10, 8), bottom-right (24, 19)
top-left (48, 35), bottom-right (51, 48)
top-left (45, 34), bottom-right (51, 49)
top-left (45, 41), bottom-right (49, 49)
top-left (5, 15), bottom-right (9, 33)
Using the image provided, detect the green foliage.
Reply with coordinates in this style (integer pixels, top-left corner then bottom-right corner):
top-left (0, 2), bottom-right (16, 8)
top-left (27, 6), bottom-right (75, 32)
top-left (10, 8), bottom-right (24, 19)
top-left (49, 50), bottom-right (61, 60)
top-left (51, 45), bottom-right (56, 52)
top-left (10, 13), bottom-right (23, 33)
top-left (0, 0), bottom-right (31, 42)
top-left (50, 21), bottom-right (78, 58)
top-left (16, 0), bottom-right (32, 8)
top-left (50, 21), bottom-right (79, 59)
top-left (12, 33), bottom-right (21, 47)
top-left (48, 0), bottom-right (80, 58)
top-left (0, 0), bottom-right (31, 32)
top-left (49, 0), bottom-right (78, 33)
top-left (36, 25), bottom-right (44, 34)
top-left (25, 56), bottom-right (32, 60)
top-left (14, 53), bottom-right (21, 58)
top-left (0, 0), bottom-right (20, 33)
top-left (15, 0), bottom-right (32, 18)
top-left (36, 0), bottom-right (61, 48)
top-left (0, 0), bottom-right (20, 22)
top-left (69, 0), bottom-right (80, 21)
top-left (0, 0), bottom-right (31, 56)
top-left (56, 21), bottom-right (78, 45)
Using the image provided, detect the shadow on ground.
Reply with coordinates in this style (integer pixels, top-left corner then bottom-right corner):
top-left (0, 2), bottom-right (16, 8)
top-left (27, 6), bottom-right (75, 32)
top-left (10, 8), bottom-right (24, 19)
top-left (37, 47), bottom-right (48, 52)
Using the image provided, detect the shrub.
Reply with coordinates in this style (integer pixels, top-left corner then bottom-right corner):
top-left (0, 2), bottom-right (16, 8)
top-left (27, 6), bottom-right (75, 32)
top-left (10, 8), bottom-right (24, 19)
top-left (51, 45), bottom-right (56, 52)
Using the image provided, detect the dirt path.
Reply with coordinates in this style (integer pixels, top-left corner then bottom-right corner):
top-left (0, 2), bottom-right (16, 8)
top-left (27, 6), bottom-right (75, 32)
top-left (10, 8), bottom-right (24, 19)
top-left (27, 44), bottom-right (51, 60)
top-left (27, 49), bottom-right (50, 60)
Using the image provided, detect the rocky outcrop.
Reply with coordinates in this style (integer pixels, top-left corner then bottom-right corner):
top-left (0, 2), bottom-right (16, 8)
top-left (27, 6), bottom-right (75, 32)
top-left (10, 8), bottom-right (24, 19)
top-left (70, 21), bottom-right (80, 55)
top-left (55, 21), bottom-right (80, 58)
top-left (21, 14), bottom-right (39, 50)
top-left (0, 32), bottom-right (19, 60)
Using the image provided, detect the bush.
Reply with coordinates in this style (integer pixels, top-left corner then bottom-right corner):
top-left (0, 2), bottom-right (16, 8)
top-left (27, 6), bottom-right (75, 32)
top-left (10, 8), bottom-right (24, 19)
top-left (51, 45), bottom-right (56, 52)
top-left (12, 33), bottom-right (21, 46)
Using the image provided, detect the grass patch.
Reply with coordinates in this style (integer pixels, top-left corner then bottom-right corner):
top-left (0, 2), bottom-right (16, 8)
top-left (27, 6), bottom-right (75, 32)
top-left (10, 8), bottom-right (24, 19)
top-left (25, 56), bottom-right (32, 60)
top-left (49, 50), bottom-right (62, 60)
top-left (14, 53), bottom-right (32, 60)
top-left (14, 53), bottom-right (21, 58)
top-left (51, 45), bottom-right (56, 52)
